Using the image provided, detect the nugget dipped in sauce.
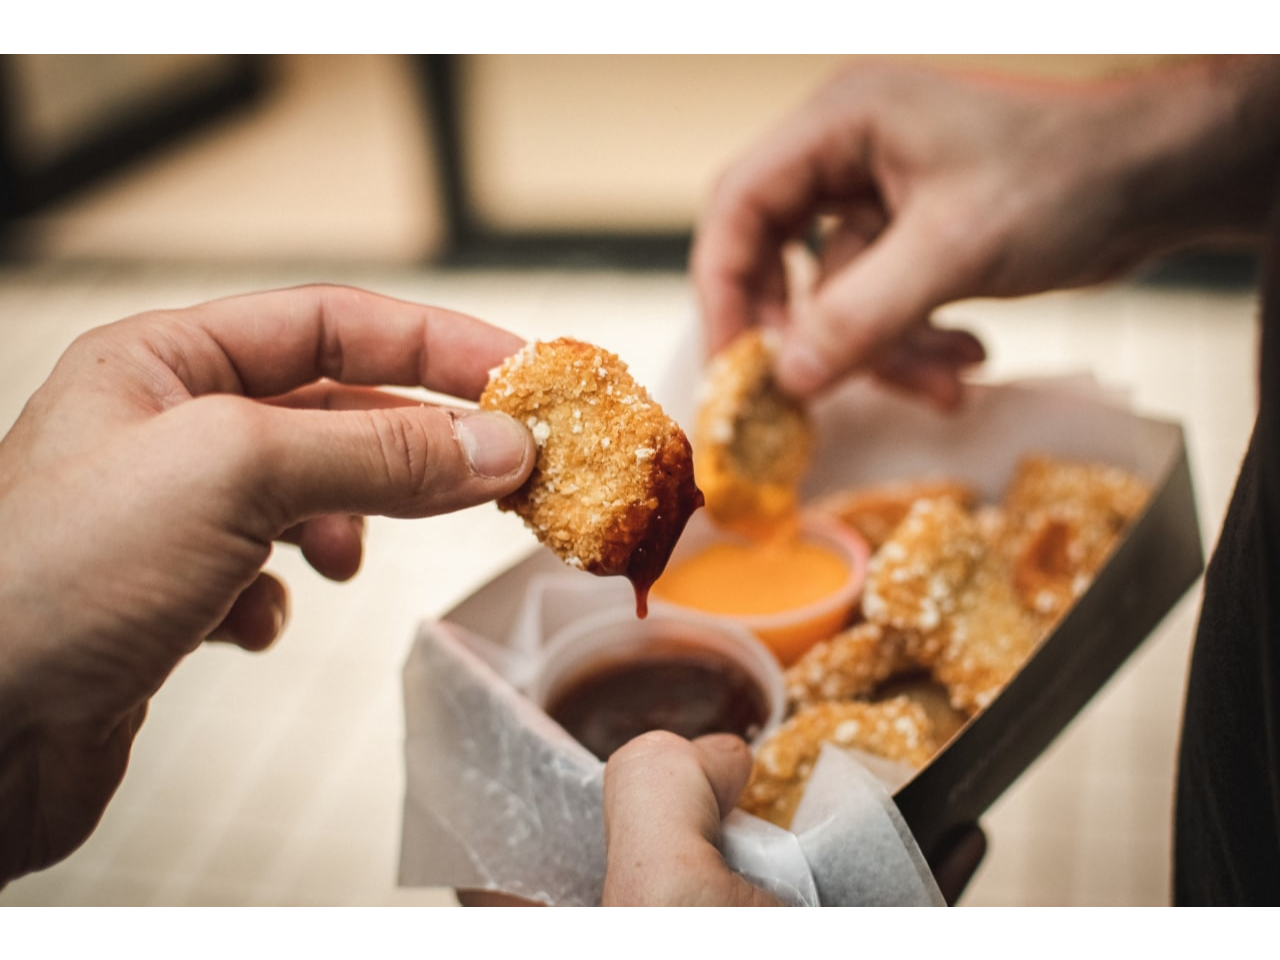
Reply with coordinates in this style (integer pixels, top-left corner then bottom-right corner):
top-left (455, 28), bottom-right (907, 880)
top-left (694, 329), bottom-right (815, 533)
top-left (658, 329), bottom-right (856, 666)
top-left (479, 338), bottom-right (702, 616)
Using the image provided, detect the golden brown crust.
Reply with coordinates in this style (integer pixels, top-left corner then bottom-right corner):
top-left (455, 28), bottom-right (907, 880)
top-left (930, 560), bottom-right (1042, 714)
top-left (815, 479), bottom-right (978, 551)
top-left (741, 697), bottom-right (938, 829)
top-left (858, 496), bottom-right (1043, 715)
top-left (861, 497), bottom-right (987, 637)
top-left (694, 329), bottom-right (814, 529)
top-left (999, 455), bottom-right (1151, 622)
top-left (479, 338), bottom-right (701, 588)
top-left (784, 622), bottom-right (919, 712)
top-left (743, 455), bottom-right (1151, 825)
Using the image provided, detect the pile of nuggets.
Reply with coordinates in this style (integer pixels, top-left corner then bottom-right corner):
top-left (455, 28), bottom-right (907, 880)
top-left (701, 338), bottom-right (1154, 829)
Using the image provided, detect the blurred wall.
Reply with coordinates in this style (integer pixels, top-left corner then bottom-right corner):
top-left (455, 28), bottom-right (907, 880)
top-left (458, 54), bottom-right (1175, 235)
top-left (2, 55), bottom-right (1180, 266)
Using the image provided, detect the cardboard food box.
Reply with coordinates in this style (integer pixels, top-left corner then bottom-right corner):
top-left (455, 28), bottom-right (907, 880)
top-left (398, 368), bottom-right (1203, 905)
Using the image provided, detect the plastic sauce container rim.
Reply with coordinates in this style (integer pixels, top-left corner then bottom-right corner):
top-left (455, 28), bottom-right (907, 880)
top-left (531, 606), bottom-right (787, 747)
top-left (650, 510), bottom-right (870, 631)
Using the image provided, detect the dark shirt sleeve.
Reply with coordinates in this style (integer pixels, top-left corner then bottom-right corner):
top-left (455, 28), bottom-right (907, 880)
top-left (1174, 194), bottom-right (1280, 905)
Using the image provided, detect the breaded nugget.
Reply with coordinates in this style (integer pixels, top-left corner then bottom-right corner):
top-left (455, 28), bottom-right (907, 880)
top-left (860, 495), bottom-right (1043, 715)
top-left (784, 622), bottom-right (919, 712)
top-left (815, 479), bottom-right (977, 551)
top-left (479, 339), bottom-right (701, 600)
top-left (1003, 455), bottom-right (1149, 523)
top-left (694, 329), bottom-right (814, 529)
top-left (741, 697), bottom-right (938, 829)
top-left (1000, 456), bottom-right (1150, 621)
top-left (932, 560), bottom-right (1042, 714)
top-left (860, 497), bottom-right (986, 637)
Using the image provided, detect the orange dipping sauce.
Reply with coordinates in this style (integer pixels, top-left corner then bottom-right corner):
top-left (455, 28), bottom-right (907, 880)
top-left (653, 537), bottom-right (849, 617)
top-left (650, 515), bottom-right (868, 665)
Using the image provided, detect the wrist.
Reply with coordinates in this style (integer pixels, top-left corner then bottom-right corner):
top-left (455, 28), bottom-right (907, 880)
top-left (0, 611), bottom-right (36, 889)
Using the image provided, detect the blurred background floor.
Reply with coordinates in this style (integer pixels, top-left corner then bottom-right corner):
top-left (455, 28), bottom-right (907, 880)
top-left (0, 55), bottom-right (1259, 906)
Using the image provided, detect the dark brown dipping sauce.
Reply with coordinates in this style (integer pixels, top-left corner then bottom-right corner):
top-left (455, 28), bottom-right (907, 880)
top-left (622, 462), bottom-right (704, 619)
top-left (545, 648), bottom-right (769, 761)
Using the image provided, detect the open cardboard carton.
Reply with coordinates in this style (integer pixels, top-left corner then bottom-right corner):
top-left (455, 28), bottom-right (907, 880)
top-left (398, 358), bottom-right (1204, 906)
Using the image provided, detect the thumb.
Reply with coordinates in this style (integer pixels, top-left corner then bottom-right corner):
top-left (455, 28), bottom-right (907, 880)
top-left (209, 400), bottom-right (535, 528)
top-left (774, 210), bottom-right (969, 398)
top-left (602, 732), bottom-right (780, 906)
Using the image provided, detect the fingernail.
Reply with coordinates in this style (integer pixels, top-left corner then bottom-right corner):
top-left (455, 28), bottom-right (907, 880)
top-left (347, 514), bottom-right (366, 542)
top-left (775, 339), bottom-right (832, 397)
top-left (270, 593), bottom-right (288, 638)
top-left (265, 575), bottom-right (289, 637)
top-left (455, 411), bottom-right (531, 479)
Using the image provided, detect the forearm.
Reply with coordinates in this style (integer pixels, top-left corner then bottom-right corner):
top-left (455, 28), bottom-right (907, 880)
top-left (0, 598), bottom-right (38, 888)
top-left (0, 572), bottom-right (55, 887)
top-left (1098, 55), bottom-right (1280, 254)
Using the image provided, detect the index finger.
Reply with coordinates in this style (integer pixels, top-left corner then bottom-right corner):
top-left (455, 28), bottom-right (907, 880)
top-left (690, 83), bottom-right (877, 354)
top-left (134, 284), bottom-right (525, 402)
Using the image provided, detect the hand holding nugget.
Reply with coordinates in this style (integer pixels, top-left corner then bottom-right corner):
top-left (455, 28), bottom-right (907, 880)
top-left (692, 57), bottom-right (1280, 402)
top-left (0, 285), bottom-right (535, 886)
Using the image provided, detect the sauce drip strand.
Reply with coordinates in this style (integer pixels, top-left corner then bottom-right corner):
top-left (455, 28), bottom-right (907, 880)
top-left (624, 484), bottom-right (705, 619)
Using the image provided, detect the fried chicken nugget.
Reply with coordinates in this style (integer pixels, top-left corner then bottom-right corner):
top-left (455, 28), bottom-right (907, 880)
top-left (815, 479), bottom-right (978, 551)
top-left (694, 329), bottom-right (814, 529)
top-left (861, 496), bottom-right (1044, 715)
top-left (1000, 456), bottom-right (1150, 621)
top-left (932, 560), bottom-right (1043, 714)
top-left (784, 622), bottom-right (919, 712)
top-left (479, 339), bottom-right (702, 599)
top-left (741, 697), bottom-right (938, 829)
top-left (860, 497), bottom-right (986, 640)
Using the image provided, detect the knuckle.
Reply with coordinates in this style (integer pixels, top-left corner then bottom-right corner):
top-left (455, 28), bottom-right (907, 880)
top-left (310, 283), bottom-right (362, 380)
top-left (367, 408), bottom-right (435, 505)
top-left (187, 395), bottom-right (275, 476)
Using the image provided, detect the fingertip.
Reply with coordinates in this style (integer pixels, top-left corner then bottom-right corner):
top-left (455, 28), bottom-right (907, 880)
top-left (209, 573), bottom-right (289, 652)
top-left (921, 369), bottom-right (965, 411)
top-left (773, 336), bottom-right (836, 398)
top-left (692, 734), bottom-right (753, 817)
top-left (955, 329), bottom-right (988, 365)
top-left (295, 514), bottom-right (365, 581)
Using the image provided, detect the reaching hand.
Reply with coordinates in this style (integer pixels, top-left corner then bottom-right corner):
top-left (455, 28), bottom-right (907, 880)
top-left (0, 284), bottom-right (535, 884)
top-left (692, 56), bottom-right (1280, 402)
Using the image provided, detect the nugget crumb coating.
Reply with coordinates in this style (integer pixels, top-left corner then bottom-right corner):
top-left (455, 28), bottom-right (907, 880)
top-left (695, 329), bottom-right (814, 528)
top-left (479, 338), bottom-right (702, 593)
top-left (860, 495), bottom-right (1043, 715)
top-left (784, 622), bottom-right (918, 711)
top-left (861, 497), bottom-right (986, 635)
top-left (933, 561), bottom-right (1042, 714)
top-left (999, 455), bottom-right (1151, 622)
top-left (741, 697), bottom-right (938, 829)
top-left (816, 479), bottom-right (977, 551)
